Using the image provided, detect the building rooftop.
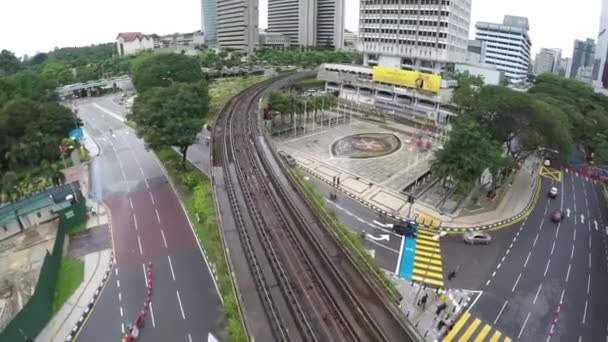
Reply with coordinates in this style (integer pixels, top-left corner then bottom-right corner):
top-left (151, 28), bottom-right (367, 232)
top-left (116, 32), bottom-right (149, 42)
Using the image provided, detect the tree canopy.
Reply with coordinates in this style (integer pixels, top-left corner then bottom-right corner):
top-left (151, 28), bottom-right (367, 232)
top-left (431, 119), bottom-right (506, 186)
top-left (131, 53), bottom-right (203, 93)
top-left (130, 81), bottom-right (209, 167)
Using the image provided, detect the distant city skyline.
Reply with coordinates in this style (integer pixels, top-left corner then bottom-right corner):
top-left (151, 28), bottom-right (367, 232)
top-left (0, 0), bottom-right (603, 58)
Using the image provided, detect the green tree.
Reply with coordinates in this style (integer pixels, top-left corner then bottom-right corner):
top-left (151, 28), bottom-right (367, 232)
top-left (0, 50), bottom-right (22, 77)
top-left (131, 54), bottom-right (203, 93)
top-left (451, 71), bottom-right (484, 114)
top-left (130, 81), bottom-right (209, 168)
top-left (42, 60), bottom-right (73, 86)
top-left (431, 119), bottom-right (506, 186)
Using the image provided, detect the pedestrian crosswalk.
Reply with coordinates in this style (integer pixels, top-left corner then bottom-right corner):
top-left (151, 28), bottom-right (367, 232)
top-left (411, 228), bottom-right (444, 287)
top-left (443, 311), bottom-right (512, 342)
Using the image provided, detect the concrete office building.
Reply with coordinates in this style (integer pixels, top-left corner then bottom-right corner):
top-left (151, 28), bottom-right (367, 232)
top-left (267, 0), bottom-right (344, 48)
top-left (558, 57), bottom-right (571, 77)
top-left (595, 0), bottom-right (608, 88)
top-left (316, 0), bottom-right (472, 127)
top-left (534, 48), bottom-right (561, 75)
top-left (201, 0), bottom-right (217, 44)
top-left (466, 40), bottom-right (487, 64)
top-left (475, 15), bottom-right (532, 84)
top-left (216, 0), bottom-right (258, 53)
top-left (569, 38), bottom-right (595, 79)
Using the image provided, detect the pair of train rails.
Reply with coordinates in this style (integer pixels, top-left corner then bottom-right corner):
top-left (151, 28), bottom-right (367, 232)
top-left (214, 75), bottom-right (417, 342)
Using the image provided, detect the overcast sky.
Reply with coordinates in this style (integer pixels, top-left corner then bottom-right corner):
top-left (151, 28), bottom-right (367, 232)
top-left (0, 0), bottom-right (603, 59)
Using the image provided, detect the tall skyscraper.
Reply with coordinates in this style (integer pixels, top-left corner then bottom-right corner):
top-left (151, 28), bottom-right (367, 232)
top-left (201, 0), bottom-right (217, 44)
top-left (267, 0), bottom-right (344, 48)
top-left (475, 15), bottom-right (532, 84)
top-left (568, 38), bottom-right (595, 79)
top-left (534, 48), bottom-right (561, 75)
top-left (216, 0), bottom-right (258, 53)
top-left (594, 0), bottom-right (608, 88)
top-left (359, 0), bottom-right (471, 72)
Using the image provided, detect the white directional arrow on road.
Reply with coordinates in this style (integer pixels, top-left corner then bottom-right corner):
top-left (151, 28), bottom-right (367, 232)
top-left (595, 220), bottom-right (599, 231)
top-left (366, 249), bottom-right (376, 258)
top-left (580, 214), bottom-right (585, 224)
top-left (566, 209), bottom-right (571, 218)
top-left (373, 220), bottom-right (393, 229)
top-left (366, 234), bottom-right (390, 241)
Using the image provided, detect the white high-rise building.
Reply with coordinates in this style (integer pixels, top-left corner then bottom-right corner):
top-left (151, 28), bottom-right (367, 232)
top-left (534, 48), bottom-right (561, 75)
top-left (359, 0), bottom-right (471, 72)
top-left (201, 0), bottom-right (217, 44)
top-left (267, 0), bottom-right (344, 48)
top-left (475, 15), bottom-right (532, 84)
top-left (594, 0), bottom-right (608, 88)
top-left (216, 0), bottom-right (258, 53)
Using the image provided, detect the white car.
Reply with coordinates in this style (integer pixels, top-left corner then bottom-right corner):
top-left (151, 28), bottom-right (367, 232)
top-left (548, 187), bottom-right (558, 198)
top-left (543, 159), bottom-right (551, 167)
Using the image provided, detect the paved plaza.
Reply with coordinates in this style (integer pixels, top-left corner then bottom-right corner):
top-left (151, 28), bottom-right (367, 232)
top-left (275, 118), bottom-right (444, 220)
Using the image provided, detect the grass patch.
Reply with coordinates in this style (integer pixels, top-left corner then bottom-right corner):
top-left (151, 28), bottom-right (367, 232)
top-left (208, 75), bottom-right (268, 121)
top-left (155, 147), bottom-right (247, 342)
top-left (290, 169), bottom-right (402, 302)
top-left (52, 256), bottom-right (84, 314)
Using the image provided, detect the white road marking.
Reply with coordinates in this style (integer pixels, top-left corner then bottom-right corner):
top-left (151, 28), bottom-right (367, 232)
top-left (150, 302), bottom-right (156, 327)
top-left (149, 191), bottom-right (155, 205)
top-left (394, 236), bottom-right (405, 274)
top-left (518, 312), bottom-right (532, 339)
top-left (494, 300), bottom-right (508, 324)
top-left (560, 288), bottom-right (565, 304)
top-left (145, 178), bottom-right (150, 188)
top-left (176, 290), bottom-right (186, 320)
top-left (524, 252), bottom-right (532, 268)
top-left (582, 300), bottom-right (588, 324)
top-left (533, 283), bottom-right (543, 304)
top-left (117, 279), bottom-right (120, 288)
top-left (188, 334), bottom-right (193, 342)
top-left (512, 273), bottom-right (522, 292)
top-left (589, 252), bottom-right (592, 269)
top-left (118, 292), bottom-right (122, 302)
top-left (119, 307), bottom-right (123, 317)
top-left (115, 268), bottom-right (118, 276)
top-left (497, 262), bottom-right (502, 269)
top-left (161, 229), bottom-right (168, 248)
top-left (587, 273), bottom-right (591, 294)
top-left (544, 260), bottom-right (551, 277)
top-left (155, 209), bottom-right (161, 224)
top-left (139, 166), bottom-right (145, 177)
top-left (133, 213), bottom-right (138, 231)
top-left (121, 323), bottom-right (125, 334)
top-left (566, 264), bottom-right (571, 282)
top-left (551, 241), bottom-right (556, 255)
top-left (571, 245), bottom-right (575, 259)
top-left (168, 255), bottom-right (176, 281)
top-left (574, 229), bottom-right (577, 242)
top-left (366, 238), bottom-right (399, 253)
top-left (492, 271), bottom-right (496, 277)
top-left (486, 279), bottom-right (491, 286)
top-left (533, 233), bottom-right (540, 247)
top-left (589, 235), bottom-right (592, 249)
top-left (129, 197), bottom-right (134, 210)
top-left (137, 235), bottom-right (143, 255)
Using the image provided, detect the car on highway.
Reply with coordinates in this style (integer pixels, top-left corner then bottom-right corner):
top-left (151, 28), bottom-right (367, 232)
top-left (544, 159), bottom-right (551, 167)
top-left (548, 186), bottom-right (558, 198)
top-left (463, 232), bottom-right (492, 245)
top-left (550, 210), bottom-right (563, 223)
top-left (278, 151), bottom-right (297, 167)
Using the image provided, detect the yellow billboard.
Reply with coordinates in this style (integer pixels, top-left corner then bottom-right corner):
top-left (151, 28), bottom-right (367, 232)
top-left (372, 66), bottom-right (442, 93)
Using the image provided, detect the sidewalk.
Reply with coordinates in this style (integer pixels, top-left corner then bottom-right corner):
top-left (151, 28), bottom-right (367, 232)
top-left (395, 276), bottom-right (475, 342)
top-left (37, 200), bottom-right (113, 342)
top-left (82, 129), bottom-right (100, 157)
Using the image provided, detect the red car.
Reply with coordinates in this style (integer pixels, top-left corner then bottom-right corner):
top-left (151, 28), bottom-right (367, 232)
top-left (551, 210), bottom-right (563, 223)
top-left (548, 187), bottom-right (558, 198)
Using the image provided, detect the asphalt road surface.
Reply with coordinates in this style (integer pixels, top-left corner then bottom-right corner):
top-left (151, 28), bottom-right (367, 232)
top-left (74, 97), bottom-right (223, 342)
top-left (442, 171), bottom-right (608, 341)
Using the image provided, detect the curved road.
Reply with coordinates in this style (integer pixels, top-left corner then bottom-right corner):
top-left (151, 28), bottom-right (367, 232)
top-left (75, 97), bottom-right (223, 342)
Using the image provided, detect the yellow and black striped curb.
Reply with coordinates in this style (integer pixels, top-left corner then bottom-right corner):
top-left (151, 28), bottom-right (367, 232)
top-left (299, 165), bottom-right (542, 234)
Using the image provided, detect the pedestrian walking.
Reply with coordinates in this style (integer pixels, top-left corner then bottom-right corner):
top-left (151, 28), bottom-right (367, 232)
top-left (417, 293), bottom-right (428, 308)
top-left (437, 320), bottom-right (446, 330)
top-left (436, 303), bottom-right (447, 315)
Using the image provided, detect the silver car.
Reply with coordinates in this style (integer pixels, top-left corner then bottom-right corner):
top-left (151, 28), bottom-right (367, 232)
top-left (463, 232), bottom-right (492, 245)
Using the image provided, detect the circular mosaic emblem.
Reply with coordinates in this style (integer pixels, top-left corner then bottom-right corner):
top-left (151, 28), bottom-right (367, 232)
top-left (332, 133), bottom-right (401, 159)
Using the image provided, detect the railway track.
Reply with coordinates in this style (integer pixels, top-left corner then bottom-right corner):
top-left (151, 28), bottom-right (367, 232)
top-left (213, 74), bottom-right (419, 342)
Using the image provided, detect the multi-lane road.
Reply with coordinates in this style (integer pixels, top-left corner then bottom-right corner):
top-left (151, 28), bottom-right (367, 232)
top-left (75, 97), bottom-right (222, 341)
top-left (440, 169), bottom-right (608, 341)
